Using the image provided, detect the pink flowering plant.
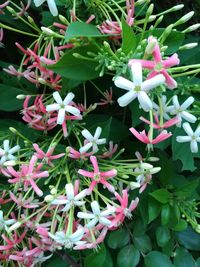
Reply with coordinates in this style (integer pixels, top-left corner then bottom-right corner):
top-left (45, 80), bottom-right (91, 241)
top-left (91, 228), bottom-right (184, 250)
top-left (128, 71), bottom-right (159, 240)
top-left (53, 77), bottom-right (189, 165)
top-left (0, 0), bottom-right (200, 266)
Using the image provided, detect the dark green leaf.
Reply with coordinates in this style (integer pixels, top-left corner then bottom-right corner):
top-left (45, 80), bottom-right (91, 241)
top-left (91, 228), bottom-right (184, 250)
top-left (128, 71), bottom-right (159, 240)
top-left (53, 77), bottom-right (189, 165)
top-left (148, 198), bottom-right (161, 223)
top-left (117, 245), bottom-right (140, 267)
top-left (134, 234), bottom-right (152, 253)
top-left (175, 180), bottom-right (199, 198)
top-left (47, 46), bottom-right (100, 81)
top-left (176, 227), bottom-right (200, 251)
top-left (156, 226), bottom-right (171, 247)
top-left (107, 228), bottom-right (130, 249)
top-left (150, 189), bottom-right (171, 204)
top-left (161, 204), bottom-right (171, 226)
top-left (65, 22), bottom-right (102, 41)
top-left (144, 251), bottom-right (173, 267)
top-left (121, 19), bottom-right (137, 54)
top-left (174, 248), bottom-right (196, 267)
top-left (172, 219), bottom-right (188, 232)
top-left (84, 245), bottom-right (113, 267)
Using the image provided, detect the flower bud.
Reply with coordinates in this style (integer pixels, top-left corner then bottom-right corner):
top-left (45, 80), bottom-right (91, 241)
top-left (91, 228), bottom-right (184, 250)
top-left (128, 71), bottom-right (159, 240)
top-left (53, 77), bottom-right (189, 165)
top-left (16, 94), bottom-right (26, 100)
top-left (183, 24), bottom-right (200, 33)
top-left (149, 167), bottom-right (161, 174)
top-left (140, 163), bottom-right (153, 169)
top-left (44, 195), bottom-right (54, 202)
top-left (179, 43), bottom-right (198, 50)
top-left (145, 39), bottom-right (157, 54)
top-left (38, 77), bottom-right (46, 84)
top-left (8, 222), bottom-right (22, 232)
top-left (41, 27), bottom-right (55, 36)
top-left (130, 182), bottom-right (141, 190)
top-left (171, 4), bottom-right (184, 11)
top-left (50, 188), bottom-right (57, 195)
top-left (59, 15), bottom-right (69, 25)
top-left (3, 160), bottom-right (17, 167)
top-left (174, 11), bottom-right (194, 26)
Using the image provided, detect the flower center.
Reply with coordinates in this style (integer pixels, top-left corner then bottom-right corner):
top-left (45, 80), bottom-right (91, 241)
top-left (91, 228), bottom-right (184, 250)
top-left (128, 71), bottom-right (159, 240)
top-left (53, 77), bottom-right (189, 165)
top-left (134, 85), bottom-right (141, 92)
top-left (154, 62), bottom-right (163, 71)
top-left (94, 172), bottom-right (101, 181)
top-left (124, 208), bottom-right (132, 219)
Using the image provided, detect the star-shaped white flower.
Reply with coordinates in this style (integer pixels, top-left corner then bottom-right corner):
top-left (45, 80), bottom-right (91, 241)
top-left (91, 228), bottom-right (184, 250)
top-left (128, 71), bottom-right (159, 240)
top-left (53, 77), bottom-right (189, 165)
top-left (114, 62), bottom-right (165, 111)
top-left (51, 183), bottom-right (87, 212)
top-left (77, 201), bottom-right (115, 228)
top-left (79, 127), bottom-right (106, 153)
top-left (176, 122), bottom-right (200, 153)
top-left (0, 210), bottom-right (16, 231)
top-left (49, 228), bottom-right (85, 249)
top-left (34, 0), bottom-right (58, 16)
top-left (0, 140), bottom-right (20, 165)
top-left (170, 96), bottom-right (197, 127)
top-left (46, 92), bottom-right (81, 125)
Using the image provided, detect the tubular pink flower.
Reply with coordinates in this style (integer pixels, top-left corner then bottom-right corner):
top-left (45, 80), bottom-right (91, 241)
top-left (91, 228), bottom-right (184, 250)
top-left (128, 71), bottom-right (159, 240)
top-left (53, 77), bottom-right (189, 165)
top-left (129, 127), bottom-right (172, 144)
top-left (78, 156), bottom-right (117, 194)
top-left (129, 37), bottom-right (180, 89)
top-left (140, 114), bottom-right (180, 129)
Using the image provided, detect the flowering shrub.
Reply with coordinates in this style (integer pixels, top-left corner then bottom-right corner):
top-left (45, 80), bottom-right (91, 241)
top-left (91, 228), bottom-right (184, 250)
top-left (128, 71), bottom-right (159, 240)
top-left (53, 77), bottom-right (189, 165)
top-left (0, 0), bottom-right (200, 266)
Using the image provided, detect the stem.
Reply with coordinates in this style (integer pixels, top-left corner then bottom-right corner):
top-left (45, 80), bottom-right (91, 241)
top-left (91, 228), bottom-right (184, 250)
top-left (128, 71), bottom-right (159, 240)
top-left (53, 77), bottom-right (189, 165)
top-left (0, 23), bottom-right (39, 37)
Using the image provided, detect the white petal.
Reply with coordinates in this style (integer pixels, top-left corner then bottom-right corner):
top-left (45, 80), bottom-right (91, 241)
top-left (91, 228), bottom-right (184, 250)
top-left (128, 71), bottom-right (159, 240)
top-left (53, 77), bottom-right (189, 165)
top-left (77, 212), bottom-right (95, 219)
top-left (63, 93), bottom-right (75, 105)
top-left (65, 105), bottom-right (80, 116)
top-left (172, 95), bottom-right (180, 109)
top-left (176, 136), bottom-right (192, 143)
top-left (99, 217), bottom-right (112, 226)
top-left (57, 109), bottom-right (65, 125)
top-left (182, 122), bottom-right (194, 137)
top-left (96, 138), bottom-right (106, 145)
top-left (137, 91), bottom-right (153, 112)
top-left (92, 144), bottom-right (98, 153)
top-left (142, 74), bottom-right (165, 92)
top-left (61, 203), bottom-right (72, 212)
top-left (65, 184), bottom-right (74, 200)
top-left (5, 219), bottom-right (16, 226)
top-left (0, 211), bottom-right (3, 220)
top-left (79, 142), bottom-right (93, 153)
top-left (81, 129), bottom-right (93, 141)
top-left (190, 140), bottom-right (198, 153)
top-left (70, 228), bottom-right (84, 242)
top-left (46, 103), bottom-right (60, 112)
top-left (91, 201), bottom-right (100, 215)
top-left (51, 199), bottom-right (67, 205)
top-left (86, 218), bottom-right (98, 228)
top-left (100, 207), bottom-right (115, 216)
top-left (34, 0), bottom-right (45, 7)
top-left (195, 126), bottom-right (200, 137)
top-left (53, 91), bottom-right (63, 104)
top-left (75, 189), bottom-right (87, 201)
top-left (181, 111), bottom-right (197, 123)
top-left (181, 96), bottom-right (195, 110)
top-left (74, 200), bottom-right (85, 206)
top-left (47, 0), bottom-right (58, 16)
top-left (9, 145), bottom-right (20, 154)
top-left (94, 127), bottom-right (102, 140)
top-left (3, 140), bottom-right (9, 152)
top-left (114, 77), bottom-right (134, 91)
top-left (131, 62), bottom-right (143, 85)
top-left (117, 91), bottom-right (137, 107)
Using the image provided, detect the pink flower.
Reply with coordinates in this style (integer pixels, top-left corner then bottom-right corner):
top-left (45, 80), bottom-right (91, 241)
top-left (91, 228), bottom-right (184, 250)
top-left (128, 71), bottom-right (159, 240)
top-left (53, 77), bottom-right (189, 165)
top-left (33, 143), bottom-right (65, 166)
top-left (7, 155), bottom-right (49, 196)
top-left (110, 190), bottom-right (139, 226)
top-left (97, 89), bottom-right (113, 106)
top-left (129, 127), bottom-right (172, 144)
top-left (0, 231), bottom-right (26, 251)
top-left (68, 147), bottom-right (93, 160)
top-left (98, 141), bottom-right (118, 159)
top-left (9, 192), bottom-right (39, 209)
top-left (129, 36), bottom-right (180, 89)
top-left (140, 114), bottom-right (180, 129)
top-left (78, 156), bottom-right (117, 194)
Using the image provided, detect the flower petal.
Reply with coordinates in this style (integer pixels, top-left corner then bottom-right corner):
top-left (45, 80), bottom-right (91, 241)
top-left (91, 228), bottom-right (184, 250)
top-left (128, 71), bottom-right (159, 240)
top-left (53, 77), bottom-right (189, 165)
top-left (114, 77), bottom-right (134, 91)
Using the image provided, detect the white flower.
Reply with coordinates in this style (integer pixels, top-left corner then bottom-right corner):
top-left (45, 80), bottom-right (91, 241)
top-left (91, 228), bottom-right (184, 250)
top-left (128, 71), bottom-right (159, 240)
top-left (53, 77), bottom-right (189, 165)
top-left (46, 92), bottom-right (81, 125)
top-left (33, 252), bottom-right (52, 265)
top-left (77, 201), bottom-right (115, 228)
top-left (153, 95), bottom-right (174, 120)
top-left (176, 122), bottom-right (200, 153)
top-left (0, 140), bottom-right (20, 166)
top-left (170, 96), bottom-right (197, 127)
top-left (79, 127), bottom-right (106, 153)
top-left (0, 210), bottom-right (16, 231)
top-left (49, 228), bottom-right (85, 249)
top-left (51, 183), bottom-right (87, 212)
top-left (34, 0), bottom-right (58, 16)
top-left (114, 62), bottom-right (165, 111)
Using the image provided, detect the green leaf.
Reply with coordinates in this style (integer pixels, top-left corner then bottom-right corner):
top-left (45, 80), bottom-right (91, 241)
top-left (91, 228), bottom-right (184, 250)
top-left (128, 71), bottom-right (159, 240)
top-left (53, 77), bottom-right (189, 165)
top-left (174, 248), bottom-right (196, 267)
top-left (172, 219), bottom-right (188, 232)
top-left (150, 189), bottom-right (171, 204)
top-left (117, 245), bottom-right (140, 267)
top-left (45, 255), bottom-right (69, 267)
top-left (84, 245), bottom-right (113, 267)
top-left (47, 46), bottom-right (100, 81)
top-left (0, 84), bottom-right (29, 111)
top-left (161, 204), bottom-right (171, 226)
top-left (65, 22), bottom-right (102, 41)
top-left (156, 226), bottom-right (171, 247)
top-left (107, 228), bottom-right (130, 249)
top-left (148, 198), bottom-right (161, 223)
top-left (121, 19), bottom-right (137, 54)
top-left (176, 227), bottom-right (200, 251)
top-left (134, 234), bottom-right (152, 253)
top-left (144, 251), bottom-right (173, 267)
top-left (175, 180), bottom-right (199, 198)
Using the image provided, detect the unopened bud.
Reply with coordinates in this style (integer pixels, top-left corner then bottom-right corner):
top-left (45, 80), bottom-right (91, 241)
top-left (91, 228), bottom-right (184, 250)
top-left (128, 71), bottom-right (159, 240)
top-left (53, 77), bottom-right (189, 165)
top-left (4, 160), bottom-right (17, 167)
top-left (8, 222), bottom-right (22, 232)
top-left (59, 14), bottom-right (69, 25)
top-left (140, 163), bottom-right (153, 169)
top-left (44, 195), bottom-right (54, 202)
top-left (6, 6), bottom-right (15, 14)
top-left (161, 46), bottom-right (168, 52)
top-left (149, 167), bottom-right (161, 174)
top-left (135, 0), bottom-right (148, 5)
top-left (28, 16), bottom-right (34, 24)
top-left (9, 127), bottom-right (17, 134)
top-left (145, 39), bottom-right (157, 54)
top-left (147, 4), bottom-right (154, 16)
top-left (16, 94), bottom-right (26, 100)
top-left (130, 182), bottom-right (141, 190)
top-left (179, 43), bottom-right (198, 50)
top-left (41, 27), bottom-right (55, 36)
top-left (148, 157), bottom-right (159, 162)
top-left (171, 4), bottom-right (184, 11)
top-left (50, 188), bottom-right (57, 195)
top-left (38, 78), bottom-right (46, 84)
top-left (183, 24), bottom-right (200, 33)
top-left (175, 11), bottom-right (194, 26)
